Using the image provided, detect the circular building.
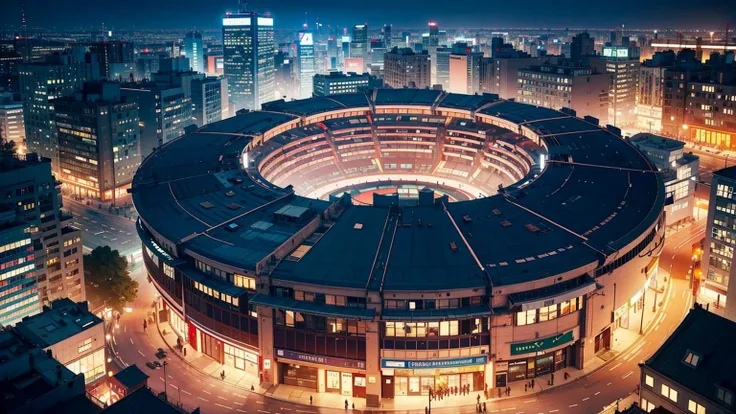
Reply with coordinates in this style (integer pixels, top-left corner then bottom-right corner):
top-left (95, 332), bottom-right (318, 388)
top-left (132, 89), bottom-right (665, 406)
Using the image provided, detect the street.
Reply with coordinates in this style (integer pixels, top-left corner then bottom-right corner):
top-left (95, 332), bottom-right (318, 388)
top-left (64, 198), bottom-right (141, 260)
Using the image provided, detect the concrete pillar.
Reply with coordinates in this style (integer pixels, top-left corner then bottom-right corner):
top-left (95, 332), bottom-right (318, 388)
top-left (365, 320), bottom-right (382, 407)
top-left (257, 305), bottom-right (276, 385)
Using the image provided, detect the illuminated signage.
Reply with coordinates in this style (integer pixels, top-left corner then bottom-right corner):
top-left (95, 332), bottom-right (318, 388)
top-left (510, 331), bottom-right (574, 356)
top-left (223, 17), bottom-right (251, 26)
top-left (257, 17), bottom-right (273, 26)
top-left (603, 47), bottom-right (629, 58)
top-left (381, 356), bottom-right (487, 369)
top-left (277, 349), bottom-right (366, 370)
top-left (299, 32), bottom-right (313, 46)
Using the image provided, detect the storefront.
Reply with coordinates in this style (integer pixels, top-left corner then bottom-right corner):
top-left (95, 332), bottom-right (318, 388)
top-left (496, 331), bottom-right (575, 385)
top-left (276, 349), bottom-right (366, 397)
top-left (381, 355), bottom-right (488, 398)
top-left (224, 343), bottom-right (259, 375)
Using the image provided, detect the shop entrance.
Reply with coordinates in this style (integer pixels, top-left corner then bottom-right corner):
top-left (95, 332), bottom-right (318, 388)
top-left (382, 376), bottom-right (395, 399)
top-left (595, 327), bottom-right (611, 353)
top-left (392, 368), bottom-right (484, 396)
top-left (281, 363), bottom-right (318, 390)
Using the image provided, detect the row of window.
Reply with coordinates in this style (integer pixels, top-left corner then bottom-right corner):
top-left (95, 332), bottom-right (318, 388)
top-left (194, 281), bottom-right (239, 307)
top-left (384, 296), bottom-right (485, 310)
top-left (516, 297), bottom-right (582, 326)
top-left (384, 318), bottom-right (488, 337)
top-left (275, 309), bottom-right (367, 336)
top-left (272, 286), bottom-right (366, 308)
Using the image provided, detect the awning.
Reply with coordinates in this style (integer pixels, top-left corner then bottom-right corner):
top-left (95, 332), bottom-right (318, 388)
top-left (508, 274), bottom-right (597, 311)
top-left (381, 306), bottom-right (493, 321)
top-left (248, 293), bottom-right (375, 321)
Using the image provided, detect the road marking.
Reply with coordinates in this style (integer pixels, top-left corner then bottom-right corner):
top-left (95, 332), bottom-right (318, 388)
top-left (197, 397), bottom-right (209, 402)
top-left (549, 410), bottom-right (559, 413)
top-left (622, 371), bottom-right (634, 379)
top-left (607, 382), bottom-right (613, 386)
top-left (608, 362), bottom-right (621, 371)
top-left (182, 390), bottom-right (192, 395)
top-left (235, 393), bottom-right (248, 398)
top-left (569, 404), bottom-right (578, 408)
top-left (168, 375), bottom-right (174, 379)
top-left (234, 401), bottom-right (244, 406)
top-left (256, 401), bottom-right (264, 405)
top-left (524, 399), bottom-right (536, 403)
top-left (218, 396), bottom-right (229, 401)
top-left (595, 392), bottom-right (601, 395)
top-left (170, 384), bottom-right (178, 389)
top-left (257, 410), bottom-right (270, 414)
top-left (582, 397), bottom-right (590, 401)
top-left (237, 410), bottom-right (247, 413)
top-left (215, 403), bottom-right (233, 410)
top-left (137, 350), bottom-right (145, 357)
top-left (203, 390), bottom-right (212, 394)
top-left (129, 338), bottom-right (134, 345)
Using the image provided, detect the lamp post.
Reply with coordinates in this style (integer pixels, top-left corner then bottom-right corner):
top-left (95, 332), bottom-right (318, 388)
top-left (163, 361), bottom-right (169, 401)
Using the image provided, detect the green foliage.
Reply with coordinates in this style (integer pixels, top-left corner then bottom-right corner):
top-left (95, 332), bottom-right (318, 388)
top-left (84, 245), bottom-right (138, 311)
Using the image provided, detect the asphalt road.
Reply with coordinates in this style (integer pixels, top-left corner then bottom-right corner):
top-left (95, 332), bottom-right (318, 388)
top-left (64, 198), bottom-right (140, 260)
top-left (104, 219), bottom-right (704, 414)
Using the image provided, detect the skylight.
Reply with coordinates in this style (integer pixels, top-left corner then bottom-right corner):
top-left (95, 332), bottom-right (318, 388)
top-left (683, 350), bottom-right (701, 368)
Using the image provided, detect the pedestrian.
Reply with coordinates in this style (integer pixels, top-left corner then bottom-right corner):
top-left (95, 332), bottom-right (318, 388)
top-left (483, 402), bottom-right (487, 413)
top-left (251, 385), bottom-right (255, 391)
top-left (498, 388), bottom-right (502, 398)
top-left (344, 399), bottom-right (348, 410)
top-left (310, 395), bottom-right (313, 405)
top-left (531, 378), bottom-right (535, 389)
top-left (143, 319), bottom-right (148, 333)
top-left (477, 394), bottom-right (481, 404)
top-left (183, 346), bottom-right (187, 357)
top-left (221, 370), bottom-right (225, 381)
top-left (525, 383), bottom-right (528, 392)
top-left (425, 406), bottom-right (429, 414)
top-left (551, 372), bottom-right (554, 386)
top-left (352, 403), bottom-right (355, 409)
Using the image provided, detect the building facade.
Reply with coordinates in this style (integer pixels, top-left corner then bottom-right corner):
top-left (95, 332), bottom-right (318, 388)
top-left (449, 44), bottom-right (483, 94)
top-left (296, 32), bottom-right (316, 99)
top-left (222, 7), bottom-right (275, 111)
top-left (312, 72), bottom-right (372, 96)
top-left (191, 77), bottom-right (224, 127)
top-left (0, 92), bottom-right (25, 149)
top-left (55, 82), bottom-right (141, 202)
top-left (134, 90), bottom-right (665, 407)
top-left (603, 47), bottom-right (641, 128)
top-left (383, 47), bottom-right (431, 89)
top-left (636, 52), bottom-right (675, 133)
top-left (184, 31), bottom-right (205, 74)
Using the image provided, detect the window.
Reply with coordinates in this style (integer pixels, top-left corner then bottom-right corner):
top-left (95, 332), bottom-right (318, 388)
top-left (688, 400), bottom-right (706, 414)
top-left (516, 309), bottom-right (537, 326)
top-left (645, 374), bottom-right (654, 388)
top-left (234, 274), bottom-right (256, 290)
top-left (641, 398), bottom-right (656, 412)
top-left (661, 383), bottom-right (678, 402)
top-left (717, 386), bottom-right (733, 406)
top-left (163, 263), bottom-right (174, 279)
top-left (683, 351), bottom-right (701, 368)
top-left (78, 337), bottom-right (92, 354)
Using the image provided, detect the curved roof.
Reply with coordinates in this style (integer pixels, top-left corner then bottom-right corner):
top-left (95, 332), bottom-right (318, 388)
top-left (133, 92), bottom-right (664, 291)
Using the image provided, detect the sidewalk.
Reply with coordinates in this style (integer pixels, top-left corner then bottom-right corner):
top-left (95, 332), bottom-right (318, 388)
top-left (154, 274), bottom-right (671, 412)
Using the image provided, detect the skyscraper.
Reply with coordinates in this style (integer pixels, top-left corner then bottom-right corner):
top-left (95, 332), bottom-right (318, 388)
top-left (428, 22), bottom-right (440, 47)
top-left (383, 24), bottom-right (392, 49)
top-left (448, 43), bottom-right (483, 94)
top-left (571, 32), bottom-right (595, 62)
top-left (296, 32), bottom-right (316, 99)
top-left (89, 41), bottom-right (134, 79)
top-left (222, 1), bottom-right (275, 111)
top-left (184, 31), bottom-right (204, 73)
top-left (383, 47), bottom-right (431, 89)
top-left (350, 24), bottom-right (368, 67)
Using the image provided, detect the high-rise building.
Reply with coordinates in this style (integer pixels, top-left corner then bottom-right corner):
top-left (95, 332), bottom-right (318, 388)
top-left (19, 53), bottom-right (98, 171)
top-left (191, 77), bottom-right (224, 126)
top-left (350, 24), bottom-right (368, 66)
top-left (636, 51), bottom-right (675, 133)
top-left (570, 32), bottom-right (595, 62)
top-left (704, 166), bottom-right (736, 320)
top-left (274, 51), bottom-right (296, 100)
top-left (0, 152), bottom-right (84, 325)
top-left (435, 47), bottom-right (451, 90)
top-left (0, 92), bottom-right (24, 151)
top-left (312, 71), bottom-right (375, 96)
top-left (428, 22), bottom-right (440, 47)
top-left (661, 49), bottom-right (708, 139)
top-left (383, 47), bottom-right (431, 89)
top-left (222, 1), bottom-right (275, 111)
top-left (479, 49), bottom-right (541, 99)
top-left (121, 82), bottom-right (192, 158)
top-left (54, 82), bottom-right (141, 201)
top-left (602, 46), bottom-right (641, 127)
top-left (206, 55), bottom-right (224, 76)
top-left (517, 59), bottom-right (611, 121)
top-left (382, 24), bottom-right (392, 49)
top-left (296, 32), bottom-right (316, 99)
top-left (135, 52), bottom-right (167, 81)
top-left (449, 43), bottom-right (483, 94)
top-left (184, 31), bottom-right (205, 74)
top-left (89, 41), bottom-right (134, 79)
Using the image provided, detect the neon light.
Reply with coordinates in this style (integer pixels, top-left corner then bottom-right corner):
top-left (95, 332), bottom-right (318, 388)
top-left (223, 17), bottom-right (251, 26)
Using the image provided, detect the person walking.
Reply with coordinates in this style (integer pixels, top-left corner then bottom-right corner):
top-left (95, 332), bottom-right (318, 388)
top-left (344, 399), bottom-right (349, 410)
top-left (525, 383), bottom-right (528, 392)
top-left (143, 319), bottom-right (148, 333)
top-left (310, 395), bottom-right (313, 405)
top-left (477, 394), bottom-right (481, 405)
top-left (483, 402), bottom-right (487, 413)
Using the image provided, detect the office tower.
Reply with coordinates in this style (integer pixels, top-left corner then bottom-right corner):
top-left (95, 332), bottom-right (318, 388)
top-left (341, 35), bottom-right (351, 69)
top-left (184, 31), bottom-right (205, 73)
top-left (0, 52), bottom-right (23, 92)
top-left (630, 134), bottom-right (699, 226)
top-left (312, 72), bottom-right (374, 96)
top-left (480, 52), bottom-right (542, 99)
top-left (54, 82), bottom-right (141, 202)
top-left (121, 82), bottom-right (192, 158)
top-left (0, 152), bottom-right (84, 325)
top-left (222, 2), bottom-right (275, 111)
top-left (704, 167), bottom-right (736, 320)
top-left (351, 24), bottom-right (368, 65)
top-left (602, 46), bottom-right (641, 127)
top-left (327, 36), bottom-right (339, 71)
top-left (517, 59), bottom-right (611, 121)
top-left (428, 22), bottom-right (440, 47)
top-left (448, 43), bottom-right (483, 94)
top-left (89, 41), bottom-right (134, 79)
top-left (383, 24), bottom-right (392, 49)
top-left (661, 50), bottom-right (708, 139)
top-left (383, 47), bottom-right (431, 89)
top-left (191, 77), bottom-right (224, 126)
top-left (170, 40), bottom-right (180, 58)
top-left (435, 47), bottom-right (451, 90)
top-left (135, 52), bottom-right (166, 81)
top-left (159, 56), bottom-right (191, 73)
top-left (0, 92), bottom-right (24, 150)
top-left (491, 37), bottom-right (504, 58)
top-left (571, 32), bottom-right (595, 62)
top-left (296, 32), bottom-right (316, 99)
top-left (274, 51), bottom-right (296, 100)
top-left (19, 53), bottom-right (97, 171)
top-left (206, 55), bottom-right (224, 76)
top-left (637, 51), bottom-right (676, 133)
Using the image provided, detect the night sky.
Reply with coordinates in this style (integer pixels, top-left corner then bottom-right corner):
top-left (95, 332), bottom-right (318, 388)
top-left (2, 0), bottom-right (735, 30)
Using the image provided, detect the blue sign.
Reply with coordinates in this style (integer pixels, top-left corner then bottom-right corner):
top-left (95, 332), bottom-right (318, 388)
top-left (382, 355), bottom-right (488, 369)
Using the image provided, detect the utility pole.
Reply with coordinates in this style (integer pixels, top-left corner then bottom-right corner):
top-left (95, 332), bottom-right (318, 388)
top-left (163, 361), bottom-right (169, 401)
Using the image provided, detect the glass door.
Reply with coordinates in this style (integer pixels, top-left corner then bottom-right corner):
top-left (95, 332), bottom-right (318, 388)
top-left (341, 373), bottom-right (353, 396)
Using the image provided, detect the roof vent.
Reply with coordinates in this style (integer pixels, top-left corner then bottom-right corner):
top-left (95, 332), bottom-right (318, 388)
top-left (525, 224), bottom-right (540, 233)
top-left (449, 242), bottom-right (458, 252)
top-left (462, 215), bottom-right (472, 223)
top-left (200, 201), bottom-right (214, 209)
top-left (354, 223), bottom-right (364, 230)
top-left (225, 191), bottom-right (236, 197)
top-left (225, 223), bottom-right (240, 232)
top-left (227, 203), bottom-right (242, 210)
top-left (492, 209), bottom-right (502, 216)
top-left (500, 220), bottom-right (512, 228)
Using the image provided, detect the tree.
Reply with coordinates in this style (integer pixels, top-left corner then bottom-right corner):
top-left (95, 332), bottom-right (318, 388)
top-left (84, 245), bottom-right (139, 312)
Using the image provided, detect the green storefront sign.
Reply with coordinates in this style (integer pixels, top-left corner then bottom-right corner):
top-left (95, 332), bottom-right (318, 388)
top-left (510, 331), bottom-right (574, 356)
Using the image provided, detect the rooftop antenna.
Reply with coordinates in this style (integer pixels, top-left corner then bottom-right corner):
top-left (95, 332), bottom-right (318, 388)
top-left (20, 0), bottom-right (30, 62)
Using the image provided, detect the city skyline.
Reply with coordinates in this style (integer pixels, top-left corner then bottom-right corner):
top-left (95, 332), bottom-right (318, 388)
top-left (1, 0), bottom-right (735, 30)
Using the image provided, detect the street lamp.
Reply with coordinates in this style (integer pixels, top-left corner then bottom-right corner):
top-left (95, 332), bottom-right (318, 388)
top-left (163, 361), bottom-right (169, 401)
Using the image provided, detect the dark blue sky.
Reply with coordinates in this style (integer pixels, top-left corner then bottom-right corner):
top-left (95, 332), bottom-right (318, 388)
top-left (2, 0), bottom-right (735, 30)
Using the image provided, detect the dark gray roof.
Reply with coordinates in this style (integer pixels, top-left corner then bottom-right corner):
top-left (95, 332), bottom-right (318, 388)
top-left (113, 365), bottom-right (149, 389)
top-left (644, 306), bottom-right (736, 408)
top-left (374, 88), bottom-right (442, 106)
top-left (261, 94), bottom-right (370, 116)
top-left (101, 388), bottom-right (189, 414)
